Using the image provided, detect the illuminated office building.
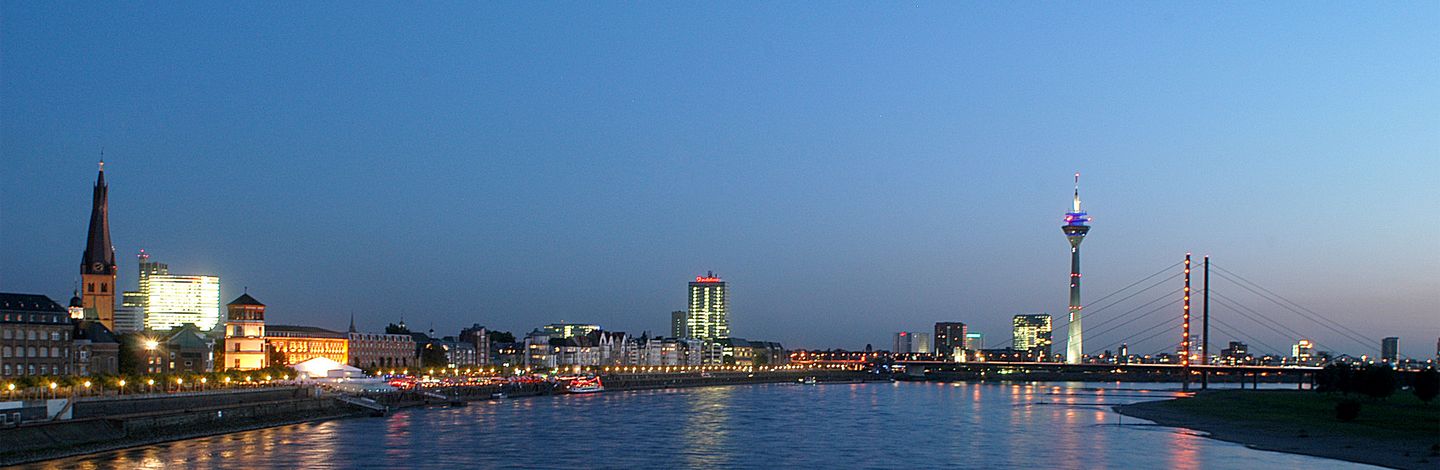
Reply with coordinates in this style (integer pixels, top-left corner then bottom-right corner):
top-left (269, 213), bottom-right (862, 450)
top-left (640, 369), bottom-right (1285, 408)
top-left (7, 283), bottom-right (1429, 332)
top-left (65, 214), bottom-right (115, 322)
top-left (686, 272), bottom-right (729, 341)
top-left (964, 332), bottom-right (984, 351)
top-left (543, 322), bottom-right (600, 339)
top-left (144, 274), bottom-right (221, 331)
top-left (1291, 339), bottom-right (1314, 363)
top-left (1012, 314), bottom-right (1053, 360)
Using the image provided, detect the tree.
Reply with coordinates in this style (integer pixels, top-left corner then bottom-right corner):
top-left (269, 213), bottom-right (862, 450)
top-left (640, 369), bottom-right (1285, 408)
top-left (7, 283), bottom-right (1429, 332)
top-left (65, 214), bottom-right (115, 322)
top-left (490, 331), bottom-right (516, 344)
top-left (421, 344), bottom-right (448, 368)
top-left (116, 334), bottom-right (152, 375)
top-left (1413, 368), bottom-right (1439, 404)
top-left (268, 347), bottom-right (288, 367)
top-left (385, 323), bottom-right (411, 335)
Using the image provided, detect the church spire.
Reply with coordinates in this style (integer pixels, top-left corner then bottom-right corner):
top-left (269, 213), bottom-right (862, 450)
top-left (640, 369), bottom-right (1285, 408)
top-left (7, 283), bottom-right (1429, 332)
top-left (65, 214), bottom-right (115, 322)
top-left (82, 160), bottom-right (116, 275)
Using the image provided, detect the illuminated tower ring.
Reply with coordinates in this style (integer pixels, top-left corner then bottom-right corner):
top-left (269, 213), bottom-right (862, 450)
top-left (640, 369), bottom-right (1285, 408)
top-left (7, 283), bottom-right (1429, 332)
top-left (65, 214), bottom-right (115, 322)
top-left (1062, 173), bottom-right (1091, 364)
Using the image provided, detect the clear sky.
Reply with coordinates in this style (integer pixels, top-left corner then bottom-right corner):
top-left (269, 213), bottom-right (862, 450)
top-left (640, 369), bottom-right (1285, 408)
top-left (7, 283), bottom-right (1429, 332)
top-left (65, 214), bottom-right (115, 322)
top-left (3, 3), bottom-right (1437, 358)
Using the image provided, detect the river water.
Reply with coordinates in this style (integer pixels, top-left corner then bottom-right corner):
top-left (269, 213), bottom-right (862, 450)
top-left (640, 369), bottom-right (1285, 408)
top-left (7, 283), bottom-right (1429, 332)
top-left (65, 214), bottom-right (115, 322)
top-left (25, 382), bottom-right (1373, 469)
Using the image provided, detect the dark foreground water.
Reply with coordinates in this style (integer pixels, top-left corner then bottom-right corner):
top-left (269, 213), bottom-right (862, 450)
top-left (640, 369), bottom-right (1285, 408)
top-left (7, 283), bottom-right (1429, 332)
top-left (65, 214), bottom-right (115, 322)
top-left (27, 382), bottom-right (1374, 469)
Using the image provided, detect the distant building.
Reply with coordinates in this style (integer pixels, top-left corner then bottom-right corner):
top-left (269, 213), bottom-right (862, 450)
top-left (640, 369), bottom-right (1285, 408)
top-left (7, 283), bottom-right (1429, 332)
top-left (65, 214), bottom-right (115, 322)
top-left (1291, 339), bottom-right (1314, 363)
top-left (0, 293), bottom-right (79, 377)
top-left (670, 311), bottom-right (687, 338)
top-left (144, 274), bottom-right (221, 331)
top-left (459, 324), bottom-right (491, 365)
top-left (686, 272), bottom-right (729, 341)
top-left (934, 322), bottom-right (967, 357)
top-left (348, 331), bottom-right (417, 371)
top-left (222, 293), bottom-right (268, 371)
top-left (1012, 314), bottom-right (1054, 360)
top-left (267, 325), bottom-right (349, 366)
top-left (72, 320), bottom-right (120, 376)
top-left (1380, 337), bottom-right (1398, 363)
top-left (155, 323), bottom-right (216, 373)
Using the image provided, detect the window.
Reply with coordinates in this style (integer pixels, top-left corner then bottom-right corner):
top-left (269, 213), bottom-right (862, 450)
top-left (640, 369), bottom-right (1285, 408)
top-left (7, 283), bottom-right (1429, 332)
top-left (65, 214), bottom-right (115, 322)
top-left (51, 347), bottom-right (59, 358)
top-left (1, 347), bottom-right (8, 358)
top-left (100, 284), bottom-right (107, 293)
top-left (2, 365), bottom-right (8, 376)
top-left (27, 331), bottom-right (35, 341)
top-left (88, 283), bottom-right (95, 293)
top-left (27, 347), bottom-right (35, 357)
top-left (1, 329), bottom-right (8, 340)
top-left (50, 332), bottom-right (59, 341)
top-left (37, 348), bottom-right (46, 358)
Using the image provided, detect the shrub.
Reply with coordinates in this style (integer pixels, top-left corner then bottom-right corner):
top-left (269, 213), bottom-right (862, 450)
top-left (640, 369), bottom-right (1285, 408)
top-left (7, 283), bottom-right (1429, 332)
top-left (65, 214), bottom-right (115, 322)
top-left (1335, 399), bottom-right (1361, 421)
top-left (1361, 365), bottom-right (1396, 400)
top-left (1414, 368), bottom-right (1439, 404)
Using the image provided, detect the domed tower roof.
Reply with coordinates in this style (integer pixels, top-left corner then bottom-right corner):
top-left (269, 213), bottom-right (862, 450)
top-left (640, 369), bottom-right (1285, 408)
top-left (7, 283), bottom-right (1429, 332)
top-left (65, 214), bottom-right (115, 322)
top-left (69, 289), bottom-right (83, 308)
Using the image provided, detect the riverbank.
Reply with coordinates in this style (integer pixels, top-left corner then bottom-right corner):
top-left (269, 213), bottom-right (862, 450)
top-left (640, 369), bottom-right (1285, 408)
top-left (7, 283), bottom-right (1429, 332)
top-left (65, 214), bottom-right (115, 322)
top-left (1115, 390), bottom-right (1440, 469)
top-left (0, 388), bottom-right (367, 467)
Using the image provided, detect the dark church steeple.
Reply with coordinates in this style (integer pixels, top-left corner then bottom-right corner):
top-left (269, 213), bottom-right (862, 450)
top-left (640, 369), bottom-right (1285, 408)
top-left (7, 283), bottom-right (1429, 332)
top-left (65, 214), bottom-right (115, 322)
top-left (80, 159), bottom-right (118, 330)
top-left (82, 160), bottom-right (116, 275)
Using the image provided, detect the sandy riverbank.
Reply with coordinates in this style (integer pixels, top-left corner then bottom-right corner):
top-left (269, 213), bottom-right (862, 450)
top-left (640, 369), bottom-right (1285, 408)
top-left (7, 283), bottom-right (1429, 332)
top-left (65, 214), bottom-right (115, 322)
top-left (1115, 390), bottom-right (1440, 469)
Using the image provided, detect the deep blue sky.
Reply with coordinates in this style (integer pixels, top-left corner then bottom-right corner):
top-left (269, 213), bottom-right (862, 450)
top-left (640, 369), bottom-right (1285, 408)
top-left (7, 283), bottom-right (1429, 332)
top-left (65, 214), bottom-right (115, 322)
top-left (3, 3), bottom-right (1437, 357)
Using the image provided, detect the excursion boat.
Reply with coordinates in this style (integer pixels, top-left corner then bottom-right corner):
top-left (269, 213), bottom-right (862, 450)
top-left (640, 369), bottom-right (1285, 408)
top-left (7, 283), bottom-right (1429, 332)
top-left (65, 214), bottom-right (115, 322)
top-left (567, 376), bottom-right (605, 394)
top-left (800, 377), bottom-right (818, 385)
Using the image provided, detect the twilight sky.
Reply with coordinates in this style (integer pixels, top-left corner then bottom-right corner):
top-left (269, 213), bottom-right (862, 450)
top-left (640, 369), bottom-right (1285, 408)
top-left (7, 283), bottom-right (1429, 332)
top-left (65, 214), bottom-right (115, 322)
top-left (2, 3), bottom-right (1437, 358)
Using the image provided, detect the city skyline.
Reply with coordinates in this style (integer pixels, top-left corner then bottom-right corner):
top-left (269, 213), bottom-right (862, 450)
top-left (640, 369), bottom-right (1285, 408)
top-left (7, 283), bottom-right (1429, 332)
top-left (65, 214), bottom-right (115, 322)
top-left (3, 4), bottom-right (1437, 357)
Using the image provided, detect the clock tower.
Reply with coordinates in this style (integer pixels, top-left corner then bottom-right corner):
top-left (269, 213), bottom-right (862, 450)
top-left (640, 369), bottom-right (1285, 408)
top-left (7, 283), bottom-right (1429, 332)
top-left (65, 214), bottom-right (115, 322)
top-left (81, 160), bottom-right (118, 330)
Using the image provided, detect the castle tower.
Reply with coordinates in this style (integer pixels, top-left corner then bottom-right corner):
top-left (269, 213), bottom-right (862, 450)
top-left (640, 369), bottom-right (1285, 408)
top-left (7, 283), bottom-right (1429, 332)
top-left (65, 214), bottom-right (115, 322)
top-left (223, 292), bottom-right (269, 370)
top-left (81, 161), bottom-right (118, 330)
top-left (1062, 173), bottom-right (1091, 364)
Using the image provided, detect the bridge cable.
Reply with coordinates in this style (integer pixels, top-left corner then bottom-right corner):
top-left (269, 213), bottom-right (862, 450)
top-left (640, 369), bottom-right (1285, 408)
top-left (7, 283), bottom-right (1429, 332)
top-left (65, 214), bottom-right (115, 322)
top-left (1209, 264), bottom-right (1375, 353)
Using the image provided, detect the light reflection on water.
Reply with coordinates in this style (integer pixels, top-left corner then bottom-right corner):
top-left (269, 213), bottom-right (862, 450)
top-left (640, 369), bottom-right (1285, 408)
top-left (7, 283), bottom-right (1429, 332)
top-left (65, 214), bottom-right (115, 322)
top-left (23, 382), bottom-right (1375, 469)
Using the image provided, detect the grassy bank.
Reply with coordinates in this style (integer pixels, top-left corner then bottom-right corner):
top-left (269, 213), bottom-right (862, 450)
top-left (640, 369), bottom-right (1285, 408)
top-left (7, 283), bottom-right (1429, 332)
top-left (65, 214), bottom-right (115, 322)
top-left (1116, 390), bottom-right (1440, 469)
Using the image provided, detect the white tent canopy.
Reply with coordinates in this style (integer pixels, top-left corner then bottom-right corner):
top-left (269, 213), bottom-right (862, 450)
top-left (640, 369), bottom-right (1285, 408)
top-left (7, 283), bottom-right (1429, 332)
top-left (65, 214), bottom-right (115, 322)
top-left (289, 356), bottom-right (364, 379)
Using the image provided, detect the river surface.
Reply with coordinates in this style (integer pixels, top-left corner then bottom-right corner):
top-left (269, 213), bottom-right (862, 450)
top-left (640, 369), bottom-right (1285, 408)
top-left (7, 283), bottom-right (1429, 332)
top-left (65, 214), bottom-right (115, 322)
top-left (25, 382), bottom-right (1374, 469)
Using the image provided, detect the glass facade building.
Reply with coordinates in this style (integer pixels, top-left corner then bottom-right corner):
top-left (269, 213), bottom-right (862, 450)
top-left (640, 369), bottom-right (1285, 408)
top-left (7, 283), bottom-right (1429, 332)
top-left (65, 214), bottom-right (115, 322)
top-left (144, 274), bottom-right (221, 331)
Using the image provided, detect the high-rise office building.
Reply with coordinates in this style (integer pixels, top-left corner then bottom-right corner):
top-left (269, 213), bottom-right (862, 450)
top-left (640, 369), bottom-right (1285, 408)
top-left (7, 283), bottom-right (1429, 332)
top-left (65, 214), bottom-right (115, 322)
top-left (686, 272), bottom-right (728, 341)
top-left (144, 274), bottom-right (221, 331)
top-left (80, 161), bottom-right (118, 330)
top-left (893, 332), bottom-right (912, 354)
top-left (671, 311), bottom-right (687, 338)
top-left (1013, 314), bottom-right (1054, 360)
top-left (934, 322), bottom-right (968, 357)
top-left (118, 250), bottom-right (168, 334)
top-left (912, 333), bottom-right (932, 354)
top-left (115, 290), bottom-right (145, 333)
top-left (964, 332), bottom-right (984, 351)
top-left (1062, 173), bottom-right (1092, 364)
top-left (1381, 337), bottom-right (1398, 363)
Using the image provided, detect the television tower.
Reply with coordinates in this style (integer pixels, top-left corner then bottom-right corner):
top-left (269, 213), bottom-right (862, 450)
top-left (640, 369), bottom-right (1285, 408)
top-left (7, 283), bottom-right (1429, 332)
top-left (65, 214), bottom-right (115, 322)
top-left (1062, 173), bottom-right (1091, 364)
